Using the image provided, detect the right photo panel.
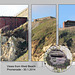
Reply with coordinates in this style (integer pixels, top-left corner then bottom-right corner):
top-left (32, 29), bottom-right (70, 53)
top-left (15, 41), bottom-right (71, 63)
top-left (59, 5), bottom-right (75, 61)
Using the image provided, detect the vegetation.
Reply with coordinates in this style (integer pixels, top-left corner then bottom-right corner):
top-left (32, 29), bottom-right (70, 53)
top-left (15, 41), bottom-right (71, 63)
top-left (32, 17), bottom-right (56, 59)
top-left (15, 51), bottom-right (28, 61)
top-left (59, 29), bottom-right (75, 52)
top-left (32, 19), bottom-right (56, 41)
top-left (59, 27), bottom-right (75, 61)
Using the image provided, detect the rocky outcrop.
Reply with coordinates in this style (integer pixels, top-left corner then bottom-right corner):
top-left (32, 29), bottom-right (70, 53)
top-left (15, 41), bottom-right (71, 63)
top-left (0, 22), bottom-right (28, 61)
top-left (1, 36), bottom-right (17, 61)
top-left (0, 25), bottom-right (10, 34)
top-left (32, 17), bottom-right (56, 61)
top-left (1, 36), bottom-right (27, 61)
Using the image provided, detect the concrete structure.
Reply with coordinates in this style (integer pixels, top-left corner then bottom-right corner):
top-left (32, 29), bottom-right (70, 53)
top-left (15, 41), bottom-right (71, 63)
top-left (46, 49), bottom-right (70, 68)
top-left (34, 16), bottom-right (55, 22)
top-left (0, 16), bottom-right (27, 30)
top-left (63, 20), bottom-right (75, 28)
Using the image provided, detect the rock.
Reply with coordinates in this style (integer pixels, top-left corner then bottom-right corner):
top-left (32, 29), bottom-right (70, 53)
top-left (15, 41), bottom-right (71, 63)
top-left (43, 44), bottom-right (52, 52)
top-left (1, 36), bottom-right (27, 61)
top-left (0, 25), bottom-right (10, 34)
top-left (39, 54), bottom-right (44, 61)
top-left (73, 53), bottom-right (75, 58)
top-left (1, 36), bottom-right (17, 61)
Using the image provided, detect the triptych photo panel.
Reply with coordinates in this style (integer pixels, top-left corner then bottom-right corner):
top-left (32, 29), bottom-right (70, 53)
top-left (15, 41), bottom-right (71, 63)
top-left (0, 4), bottom-right (75, 73)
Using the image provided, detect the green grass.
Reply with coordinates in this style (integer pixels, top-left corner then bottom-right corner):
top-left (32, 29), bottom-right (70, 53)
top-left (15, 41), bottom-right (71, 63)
top-left (32, 19), bottom-right (56, 41)
top-left (32, 18), bottom-right (56, 54)
top-left (59, 28), bottom-right (75, 53)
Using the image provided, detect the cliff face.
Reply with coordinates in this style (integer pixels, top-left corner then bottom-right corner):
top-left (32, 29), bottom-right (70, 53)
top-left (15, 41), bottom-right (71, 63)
top-left (0, 7), bottom-right (28, 61)
top-left (59, 26), bottom-right (75, 61)
top-left (1, 36), bottom-right (17, 61)
top-left (1, 36), bottom-right (27, 61)
top-left (32, 17), bottom-right (56, 61)
top-left (0, 21), bottom-right (28, 61)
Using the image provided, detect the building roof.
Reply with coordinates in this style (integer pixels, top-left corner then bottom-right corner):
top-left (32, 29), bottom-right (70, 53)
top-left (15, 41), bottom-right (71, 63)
top-left (64, 20), bottom-right (75, 23)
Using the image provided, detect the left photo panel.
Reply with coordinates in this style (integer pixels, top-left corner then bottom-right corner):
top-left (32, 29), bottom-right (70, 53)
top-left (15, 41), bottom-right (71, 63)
top-left (0, 5), bottom-right (28, 61)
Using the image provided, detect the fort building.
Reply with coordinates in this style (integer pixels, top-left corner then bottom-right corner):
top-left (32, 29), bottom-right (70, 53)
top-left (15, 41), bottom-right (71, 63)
top-left (34, 16), bottom-right (55, 22)
top-left (0, 16), bottom-right (27, 30)
top-left (63, 20), bottom-right (75, 28)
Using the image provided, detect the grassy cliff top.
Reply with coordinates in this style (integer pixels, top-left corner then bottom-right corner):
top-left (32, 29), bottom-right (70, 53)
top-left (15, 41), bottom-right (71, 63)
top-left (59, 27), bottom-right (75, 54)
top-left (32, 18), bottom-right (56, 41)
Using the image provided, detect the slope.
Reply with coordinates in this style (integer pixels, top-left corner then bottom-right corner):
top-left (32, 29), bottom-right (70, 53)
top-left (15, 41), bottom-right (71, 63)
top-left (59, 26), bottom-right (75, 61)
top-left (32, 17), bottom-right (56, 61)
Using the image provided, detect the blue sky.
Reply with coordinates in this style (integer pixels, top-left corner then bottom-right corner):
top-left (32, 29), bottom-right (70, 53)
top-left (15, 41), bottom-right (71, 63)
top-left (0, 5), bottom-right (28, 16)
top-left (32, 5), bottom-right (56, 21)
top-left (59, 5), bottom-right (75, 28)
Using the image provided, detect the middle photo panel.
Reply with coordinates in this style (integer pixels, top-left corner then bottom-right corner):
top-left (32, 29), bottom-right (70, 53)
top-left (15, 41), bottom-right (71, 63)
top-left (31, 5), bottom-right (56, 61)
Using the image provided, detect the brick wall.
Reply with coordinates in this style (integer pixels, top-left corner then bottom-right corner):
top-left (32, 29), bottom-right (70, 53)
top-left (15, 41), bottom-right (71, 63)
top-left (63, 20), bottom-right (75, 28)
top-left (0, 17), bottom-right (27, 30)
top-left (63, 22), bottom-right (65, 28)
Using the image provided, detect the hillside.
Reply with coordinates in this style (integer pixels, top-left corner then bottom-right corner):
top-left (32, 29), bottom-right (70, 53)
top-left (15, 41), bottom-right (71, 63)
top-left (59, 26), bottom-right (75, 61)
top-left (32, 17), bottom-right (56, 61)
top-left (15, 8), bottom-right (28, 61)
